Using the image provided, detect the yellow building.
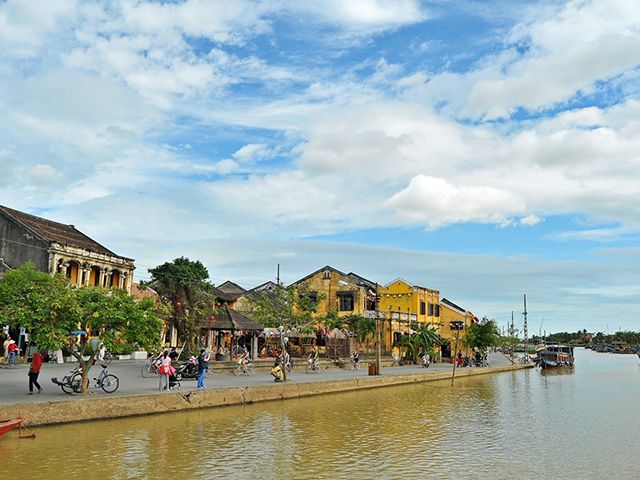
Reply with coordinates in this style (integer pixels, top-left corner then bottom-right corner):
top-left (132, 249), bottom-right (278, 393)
top-left (439, 298), bottom-right (476, 360)
top-left (378, 279), bottom-right (441, 352)
top-left (290, 266), bottom-right (377, 319)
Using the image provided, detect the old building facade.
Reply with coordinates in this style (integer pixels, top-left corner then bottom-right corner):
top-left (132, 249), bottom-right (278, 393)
top-left (290, 266), bottom-right (377, 319)
top-left (0, 205), bottom-right (135, 292)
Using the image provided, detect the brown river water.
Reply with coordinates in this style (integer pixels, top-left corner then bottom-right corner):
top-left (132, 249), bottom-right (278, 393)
top-left (1, 348), bottom-right (639, 479)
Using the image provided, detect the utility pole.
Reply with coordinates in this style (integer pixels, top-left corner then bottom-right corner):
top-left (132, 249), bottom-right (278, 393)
top-left (523, 294), bottom-right (528, 362)
top-left (450, 321), bottom-right (464, 386)
top-left (276, 263), bottom-right (287, 381)
top-left (375, 283), bottom-right (381, 375)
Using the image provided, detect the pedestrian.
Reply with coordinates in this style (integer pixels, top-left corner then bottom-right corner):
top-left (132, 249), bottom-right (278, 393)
top-left (2, 335), bottom-right (10, 365)
top-left (28, 350), bottom-right (43, 394)
top-left (169, 347), bottom-right (179, 361)
top-left (158, 350), bottom-right (173, 390)
top-left (196, 348), bottom-right (209, 389)
top-left (8, 339), bottom-right (20, 367)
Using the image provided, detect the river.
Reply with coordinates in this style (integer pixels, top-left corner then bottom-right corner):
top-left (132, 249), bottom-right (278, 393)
top-left (1, 348), bottom-right (638, 479)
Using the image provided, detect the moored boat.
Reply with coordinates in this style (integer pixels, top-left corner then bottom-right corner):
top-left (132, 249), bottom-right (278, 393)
top-left (0, 417), bottom-right (23, 438)
top-left (537, 345), bottom-right (574, 369)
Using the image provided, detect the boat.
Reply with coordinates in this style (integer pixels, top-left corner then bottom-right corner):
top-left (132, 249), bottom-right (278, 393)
top-left (0, 417), bottom-right (23, 438)
top-left (537, 344), bottom-right (575, 369)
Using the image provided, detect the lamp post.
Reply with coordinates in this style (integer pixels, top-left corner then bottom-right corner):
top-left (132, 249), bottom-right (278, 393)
top-left (278, 325), bottom-right (288, 382)
top-left (375, 284), bottom-right (381, 375)
top-left (450, 321), bottom-right (465, 386)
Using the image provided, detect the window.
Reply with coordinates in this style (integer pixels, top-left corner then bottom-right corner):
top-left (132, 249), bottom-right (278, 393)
top-left (323, 269), bottom-right (332, 279)
top-left (435, 304), bottom-right (440, 317)
top-left (306, 292), bottom-right (318, 304)
top-left (420, 301), bottom-right (426, 315)
top-left (428, 303), bottom-right (434, 316)
top-left (338, 292), bottom-right (354, 311)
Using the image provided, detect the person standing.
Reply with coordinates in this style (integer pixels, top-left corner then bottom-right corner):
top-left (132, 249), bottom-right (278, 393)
top-left (2, 335), bottom-right (10, 365)
top-left (8, 339), bottom-right (20, 367)
top-left (28, 350), bottom-right (43, 394)
top-left (158, 351), bottom-right (172, 390)
top-left (196, 348), bottom-right (209, 389)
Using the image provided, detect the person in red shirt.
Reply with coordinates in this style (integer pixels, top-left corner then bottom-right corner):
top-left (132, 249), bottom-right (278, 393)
top-left (28, 350), bottom-right (43, 394)
top-left (8, 340), bottom-right (20, 367)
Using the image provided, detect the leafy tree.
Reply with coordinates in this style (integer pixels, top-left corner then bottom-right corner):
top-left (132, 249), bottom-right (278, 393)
top-left (247, 284), bottom-right (319, 329)
top-left (411, 324), bottom-right (441, 360)
top-left (465, 317), bottom-right (500, 352)
top-left (0, 262), bottom-right (76, 351)
top-left (144, 257), bottom-right (214, 350)
top-left (0, 263), bottom-right (164, 393)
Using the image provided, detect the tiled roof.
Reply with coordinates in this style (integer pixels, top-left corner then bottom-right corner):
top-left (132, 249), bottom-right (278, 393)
top-left (205, 304), bottom-right (264, 331)
top-left (216, 280), bottom-right (247, 294)
top-left (0, 205), bottom-right (131, 260)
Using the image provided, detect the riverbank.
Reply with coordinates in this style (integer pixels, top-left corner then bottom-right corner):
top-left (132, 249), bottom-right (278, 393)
top-left (2, 362), bottom-right (532, 427)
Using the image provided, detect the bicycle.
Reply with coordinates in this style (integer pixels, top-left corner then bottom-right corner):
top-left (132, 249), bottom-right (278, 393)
top-left (85, 364), bottom-right (119, 393)
top-left (51, 365), bottom-right (82, 395)
top-left (52, 364), bottom-right (119, 394)
top-left (141, 355), bottom-right (161, 377)
top-left (305, 358), bottom-right (320, 374)
top-left (233, 361), bottom-right (254, 376)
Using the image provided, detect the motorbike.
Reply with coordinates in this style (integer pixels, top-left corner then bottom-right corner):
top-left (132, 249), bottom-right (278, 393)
top-left (175, 356), bottom-right (199, 380)
top-left (421, 354), bottom-right (431, 368)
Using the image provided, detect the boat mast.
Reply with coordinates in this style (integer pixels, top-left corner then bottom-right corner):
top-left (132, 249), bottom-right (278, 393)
top-left (523, 294), bottom-right (528, 360)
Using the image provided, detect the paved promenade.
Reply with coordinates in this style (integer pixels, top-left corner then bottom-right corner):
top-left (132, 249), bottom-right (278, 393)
top-left (0, 353), bottom-right (516, 406)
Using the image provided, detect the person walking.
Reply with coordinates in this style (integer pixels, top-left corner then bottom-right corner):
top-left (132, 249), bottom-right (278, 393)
top-left (196, 348), bottom-right (209, 389)
top-left (28, 350), bottom-right (43, 394)
top-left (158, 351), bottom-right (173, 390)
top-left (2, 335), bottom-right (10, 365)
top-left (8, 339), bottom-right (20, 367)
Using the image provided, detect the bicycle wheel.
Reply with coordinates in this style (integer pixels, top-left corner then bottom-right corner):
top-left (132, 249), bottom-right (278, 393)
top-left (101, 374), bottom-right (119, 393)
top-left (103, 351), bottom-right (113, 364)
top-left (246, 364), bottom-right (254, 376)
top-left (141, 362), bottom-right (154, 378)
top-left (70, 373), bottom-right (83, 393)
top-left (305, 363), bottom-right (311, 374)
top-left (233, 365), bottom-right (242, 376)
top-left (60, 374), bottom-right (79, 395)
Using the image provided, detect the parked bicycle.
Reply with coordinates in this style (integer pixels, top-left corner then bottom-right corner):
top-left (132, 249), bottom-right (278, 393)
top-left (51, 365), bottom-right (83, 395)
top-left (88, 364), bottom-right (119, 393)
top-left (51, 364), bottom-right (119, 394)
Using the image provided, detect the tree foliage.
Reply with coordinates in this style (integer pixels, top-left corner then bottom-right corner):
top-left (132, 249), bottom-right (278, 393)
top-left (0, 263), bottom-right (164, 393)
top-left (247, 284), bottom-right (318, 329)
top-left (465, 317), bottom-right (500, 352)
top-left (144, 257), bottom-right (214, 349)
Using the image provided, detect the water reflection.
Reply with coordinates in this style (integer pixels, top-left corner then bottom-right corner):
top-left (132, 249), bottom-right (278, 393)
top-left (2, 349), bottom-right (639, 479)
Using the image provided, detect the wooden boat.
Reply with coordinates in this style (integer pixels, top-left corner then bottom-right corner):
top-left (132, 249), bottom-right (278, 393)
top-left (0, 417), bottom-right (23, 438)
top-left (537, 345), bottom-right (574, 369)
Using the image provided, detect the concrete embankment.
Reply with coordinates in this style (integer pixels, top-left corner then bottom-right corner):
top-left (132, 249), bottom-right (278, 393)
top-left (4, 364), bottom-right (532, 427)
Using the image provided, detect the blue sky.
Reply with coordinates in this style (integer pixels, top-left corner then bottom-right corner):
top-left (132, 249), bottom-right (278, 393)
top-left (2, 0), bottom-right (640, 335)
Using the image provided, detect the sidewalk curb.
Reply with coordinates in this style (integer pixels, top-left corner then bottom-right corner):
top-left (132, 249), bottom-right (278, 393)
top-left (3, 363), bottom-right (533, 427)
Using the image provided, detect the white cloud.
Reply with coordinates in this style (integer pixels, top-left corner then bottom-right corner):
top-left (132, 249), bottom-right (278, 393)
top-left (27, 164), bottom-right (63, 184)
top-left (519, 214), bottom-right (543, 226)
top-left (466, 0), bottom-right (640, 117)
top-left (385, 175), bottom-right (525, 228)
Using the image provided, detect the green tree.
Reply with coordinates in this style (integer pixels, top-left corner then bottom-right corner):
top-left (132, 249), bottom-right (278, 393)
top-left (144, 257), bottom-right (214, 350)
top-left (411, 324), bottom-right (441, 360)
top-left (465, 317), bottom-right (500, 352)
top-left (248, 284), bottom-right (319, 329)
top-left (0, 262), bottom-right (76, 351)
top-left (0, 263), bottom-right (164, 393)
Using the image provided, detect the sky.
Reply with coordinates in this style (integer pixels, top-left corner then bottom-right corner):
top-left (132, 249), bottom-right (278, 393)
top-left (1, 0), bottom-right (640, 335)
